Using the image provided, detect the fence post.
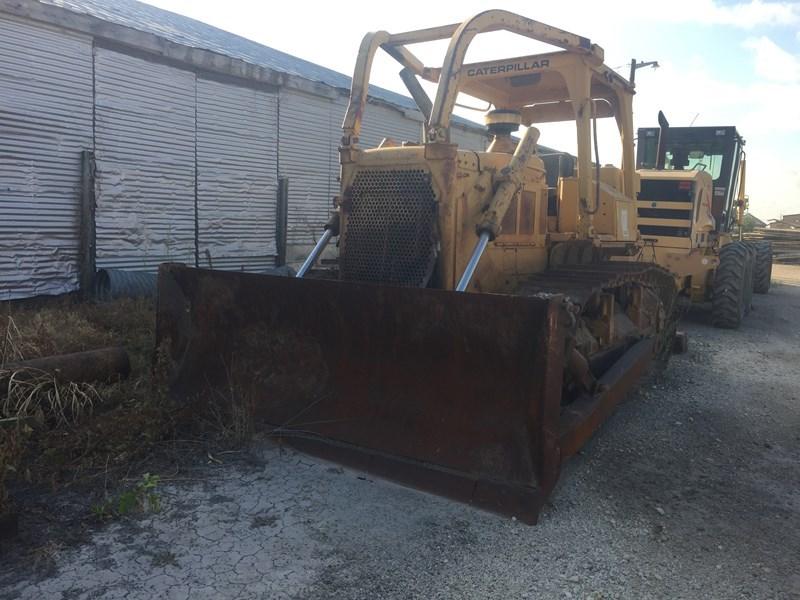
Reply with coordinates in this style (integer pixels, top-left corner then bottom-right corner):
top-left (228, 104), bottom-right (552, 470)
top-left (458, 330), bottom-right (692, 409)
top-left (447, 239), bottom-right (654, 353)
top-left (79, 150), bottom-right (96, 299)
top-left (276, 177), bottom-right (289, 266)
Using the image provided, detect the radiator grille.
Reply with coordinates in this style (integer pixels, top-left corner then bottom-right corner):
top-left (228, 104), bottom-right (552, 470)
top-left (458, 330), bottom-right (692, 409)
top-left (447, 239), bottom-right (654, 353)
top-left (341, 169), bottom-right (438, 287)
top-left (637, 179), bottom-right (694, 238)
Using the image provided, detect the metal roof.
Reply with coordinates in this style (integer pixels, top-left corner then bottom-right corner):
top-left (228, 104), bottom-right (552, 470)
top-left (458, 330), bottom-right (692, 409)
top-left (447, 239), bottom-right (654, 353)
top-left (40, 0), bottom-right (484, 131)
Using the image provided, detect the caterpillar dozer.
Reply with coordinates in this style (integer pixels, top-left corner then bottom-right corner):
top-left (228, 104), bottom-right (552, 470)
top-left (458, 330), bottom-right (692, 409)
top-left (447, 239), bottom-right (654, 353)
top-left (156, 10), bottom-right (678, 523)
top-left (637, 116), bottom-right (772, 328)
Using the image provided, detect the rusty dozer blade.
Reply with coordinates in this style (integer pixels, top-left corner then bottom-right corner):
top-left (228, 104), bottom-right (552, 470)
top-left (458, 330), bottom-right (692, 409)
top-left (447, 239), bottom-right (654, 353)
top-left (156, 264), bottom-right (661, 522)
top-left (157, 264), bottom-right (568, 523)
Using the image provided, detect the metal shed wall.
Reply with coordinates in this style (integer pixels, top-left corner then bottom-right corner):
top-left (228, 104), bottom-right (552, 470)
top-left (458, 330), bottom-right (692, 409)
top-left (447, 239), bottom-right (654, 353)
top-left (94, 47), bottom-right (196, 271)
top-left (278, 88), bottom-right (336, 254)
top-left (355, 100), bottom-right (424, 149)
top-left (196, 77), bottom-right (278, 271)
top-left (0, 16), bottom-right (93, 300)
top-left (451, 125), bottom-right (489, 152)
top-left (335, 98), bottom-right (487, 152)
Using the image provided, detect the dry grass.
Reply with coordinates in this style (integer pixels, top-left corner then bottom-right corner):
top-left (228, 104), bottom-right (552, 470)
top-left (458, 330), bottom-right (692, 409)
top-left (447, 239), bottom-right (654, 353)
top-left (206, 385), bottom-right (256, 444)
top-left (1, 316), bottom-right (24, 364)
top-left (0, 425), bottom-right (25, 514)
top-left (1, 311), bottom-right (106, 367)
top-left (1, 369), bottom-right (102, 428)
top-left (0, 297), bottom-right (170, 516)
top-left (0, 298), bottom-right (153, 371)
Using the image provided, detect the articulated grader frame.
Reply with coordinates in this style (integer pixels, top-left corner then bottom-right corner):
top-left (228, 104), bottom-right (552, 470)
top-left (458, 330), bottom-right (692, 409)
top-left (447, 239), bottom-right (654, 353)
top-left (156, 11), bottom-right (678, 523)
top-left (636, 116), bottom-right (772, 328)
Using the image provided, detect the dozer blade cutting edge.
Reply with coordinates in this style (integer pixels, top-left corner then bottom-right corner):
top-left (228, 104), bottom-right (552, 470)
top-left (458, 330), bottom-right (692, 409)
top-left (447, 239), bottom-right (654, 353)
top-left (156, 264), bottom-right (655, 524)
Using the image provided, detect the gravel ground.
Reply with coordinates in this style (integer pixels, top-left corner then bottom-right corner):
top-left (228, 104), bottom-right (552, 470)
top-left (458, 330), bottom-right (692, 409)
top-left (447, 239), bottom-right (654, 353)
top-left (2, 267), bottom-right (799, 600)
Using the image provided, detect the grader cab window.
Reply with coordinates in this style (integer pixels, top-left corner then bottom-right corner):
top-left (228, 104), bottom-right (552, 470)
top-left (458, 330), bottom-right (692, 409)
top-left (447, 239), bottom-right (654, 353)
top-left (665, 148), bottom-right (724, 181)
top-left (636, 126), bottom-right (739, 188)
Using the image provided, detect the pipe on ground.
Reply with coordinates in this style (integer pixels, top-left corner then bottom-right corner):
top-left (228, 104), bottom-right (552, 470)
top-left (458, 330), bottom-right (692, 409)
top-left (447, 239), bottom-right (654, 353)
top-left (0, 347), bottom-right (131, 388)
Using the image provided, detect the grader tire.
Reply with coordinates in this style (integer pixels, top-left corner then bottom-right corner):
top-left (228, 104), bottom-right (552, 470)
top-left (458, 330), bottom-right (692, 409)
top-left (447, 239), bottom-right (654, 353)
top-left (711, 242), bottom-right (749, 329)
top-left (742, 243), bottom-right (755, 315)
top-left (753, 241), bottom-right (773, 294)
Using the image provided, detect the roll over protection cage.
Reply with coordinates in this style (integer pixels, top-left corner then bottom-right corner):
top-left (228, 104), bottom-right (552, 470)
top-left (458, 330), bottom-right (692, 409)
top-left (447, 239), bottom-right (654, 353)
top-left (340, 9), bottom-right (638, 238)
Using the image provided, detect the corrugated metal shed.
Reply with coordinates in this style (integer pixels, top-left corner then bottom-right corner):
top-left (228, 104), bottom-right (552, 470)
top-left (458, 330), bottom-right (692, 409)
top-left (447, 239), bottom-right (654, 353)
top-left (278, 89), bottom-right (337, 249)
top-left (197, 77), bottom-right (278, 271)
top-left (357, 101), bottom-right (425, 150)
top-left (451, 125), bottom-right (489, 152)
top-left (0, 0), bottom-right (497, 299)
top-left (0, 15), bottom-right (93, 300)
top-left (37, 0), bottom-right (486, 137)
top-left (94, 48), bottom-right (197, 271)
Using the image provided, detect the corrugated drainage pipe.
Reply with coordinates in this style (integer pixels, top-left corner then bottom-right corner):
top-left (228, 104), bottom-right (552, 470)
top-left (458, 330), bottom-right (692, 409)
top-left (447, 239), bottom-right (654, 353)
top-left (92, 269), bottom-right (157, 301)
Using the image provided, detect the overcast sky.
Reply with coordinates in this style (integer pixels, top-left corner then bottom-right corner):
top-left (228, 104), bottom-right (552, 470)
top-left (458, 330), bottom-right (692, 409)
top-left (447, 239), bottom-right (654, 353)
top-left (144, 0), bottom-right (799, 221)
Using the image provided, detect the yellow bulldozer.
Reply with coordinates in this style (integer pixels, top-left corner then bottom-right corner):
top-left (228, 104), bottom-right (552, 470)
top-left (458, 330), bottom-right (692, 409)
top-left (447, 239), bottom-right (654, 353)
top-left (156, 10), bottom-right (678, 523)
top-left (636, 115), bottom-right (772, 328)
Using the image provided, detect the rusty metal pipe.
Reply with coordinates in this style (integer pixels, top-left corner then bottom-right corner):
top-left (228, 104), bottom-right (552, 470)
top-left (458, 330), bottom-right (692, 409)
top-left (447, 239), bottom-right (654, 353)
top-left (1, 347), bottom-right (130, 388)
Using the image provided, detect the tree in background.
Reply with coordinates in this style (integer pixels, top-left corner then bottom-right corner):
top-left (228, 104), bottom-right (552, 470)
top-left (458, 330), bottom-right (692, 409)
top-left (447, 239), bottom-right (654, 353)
top-left (742, 213), bottom-right (765, 233)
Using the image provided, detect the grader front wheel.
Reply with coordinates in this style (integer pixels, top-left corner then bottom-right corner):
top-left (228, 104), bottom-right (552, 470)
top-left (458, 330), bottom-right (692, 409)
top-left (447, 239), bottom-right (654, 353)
top-left (711, 242), bottom-right (750, 329)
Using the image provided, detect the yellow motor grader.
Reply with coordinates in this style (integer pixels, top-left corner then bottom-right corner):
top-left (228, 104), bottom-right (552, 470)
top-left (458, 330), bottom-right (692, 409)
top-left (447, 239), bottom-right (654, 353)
top-left (156, 10), bottom-right (677, 523)
top-left (636, 115), bottom-right (772, 328)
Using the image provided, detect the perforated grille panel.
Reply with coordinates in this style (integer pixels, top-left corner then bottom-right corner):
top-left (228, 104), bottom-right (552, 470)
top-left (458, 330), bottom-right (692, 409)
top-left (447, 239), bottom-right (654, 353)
top-left (341, 169), bottom-right (438, 287)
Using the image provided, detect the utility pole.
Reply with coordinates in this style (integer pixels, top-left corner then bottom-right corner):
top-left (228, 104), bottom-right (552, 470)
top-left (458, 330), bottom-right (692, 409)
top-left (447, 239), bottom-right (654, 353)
top-left (629, 58), bottom-right (659, 86)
